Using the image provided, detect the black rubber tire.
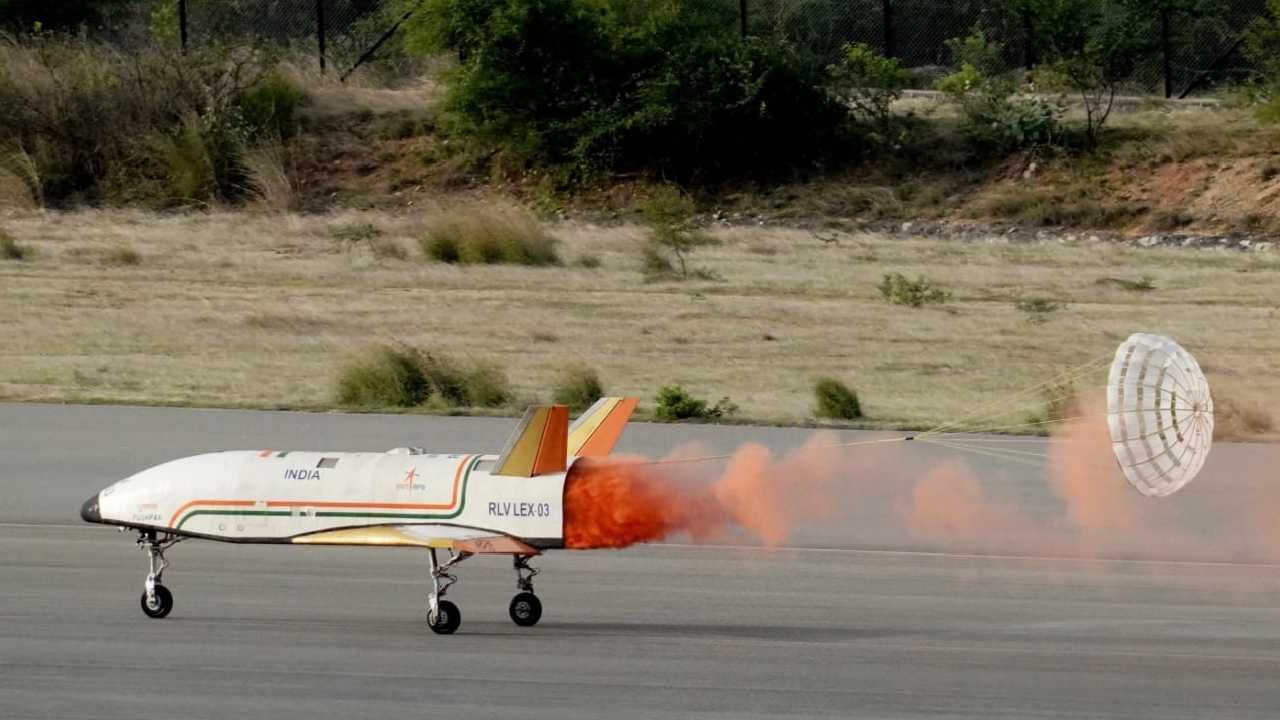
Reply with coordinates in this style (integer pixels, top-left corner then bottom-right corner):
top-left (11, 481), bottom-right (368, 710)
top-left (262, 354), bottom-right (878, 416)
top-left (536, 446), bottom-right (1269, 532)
top-left (140, 585), bottom-right (173, 619)
top-left (429, 600), bottom-right (461, 635)
top-left (508, 592), bottom-right (542, 627)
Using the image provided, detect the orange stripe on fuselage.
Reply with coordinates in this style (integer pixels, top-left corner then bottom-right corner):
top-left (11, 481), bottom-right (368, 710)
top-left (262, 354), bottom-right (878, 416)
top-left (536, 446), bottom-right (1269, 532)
top-left (165, 454), bottom-right (474, 528)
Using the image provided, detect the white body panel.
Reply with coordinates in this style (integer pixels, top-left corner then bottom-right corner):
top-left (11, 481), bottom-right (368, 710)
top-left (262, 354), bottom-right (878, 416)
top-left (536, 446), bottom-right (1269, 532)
top-left (96, 450), bottom-right (566, 547)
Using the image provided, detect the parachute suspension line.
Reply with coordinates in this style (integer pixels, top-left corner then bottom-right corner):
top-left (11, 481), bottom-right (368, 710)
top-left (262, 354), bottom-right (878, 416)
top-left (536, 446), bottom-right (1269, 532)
top-left (926, 414), bottom-right (1090, 438)
top-left (915, 355), bottom-right (1112, 439)
top-left (915, 437), bottom-right (1049, 469)
top-left (634, 435), bottom-right (910, 468)
top-left (920, 440), bottom-right (1053, 462)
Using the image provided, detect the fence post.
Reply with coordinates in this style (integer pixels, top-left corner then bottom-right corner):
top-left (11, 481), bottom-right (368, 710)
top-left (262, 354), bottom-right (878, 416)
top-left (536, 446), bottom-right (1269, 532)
top-left (1161, 7), bottom-right (1172, 98)
top-left (316, 0), bottom-right (327, 75)
top-left (882, 0), bottom-right (895, 59)
top-left (178, 0), bottom-right (188, 53)
top-left (1022, 8), bottom-right (1036, 69)
top-left (739, 0), bottom-right (748, 38)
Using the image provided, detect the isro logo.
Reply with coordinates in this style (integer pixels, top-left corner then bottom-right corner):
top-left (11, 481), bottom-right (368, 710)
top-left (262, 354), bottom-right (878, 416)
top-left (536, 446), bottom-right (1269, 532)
top-left (398, 467), bottom-right (427, 491)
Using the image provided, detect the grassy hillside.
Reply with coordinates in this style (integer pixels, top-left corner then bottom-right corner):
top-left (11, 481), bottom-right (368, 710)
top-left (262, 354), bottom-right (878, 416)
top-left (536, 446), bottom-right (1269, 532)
top-left (0, 208), bottom-right (1275, 438)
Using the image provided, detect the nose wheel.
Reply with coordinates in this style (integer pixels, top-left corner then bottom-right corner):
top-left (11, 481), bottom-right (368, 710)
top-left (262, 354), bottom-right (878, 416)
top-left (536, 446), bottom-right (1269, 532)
top-left (140, 584), bottom-right (174, 618)
top-left (136, 531), bottom-right (181, 619)
top-left (426, 548), bottom-right (471, 635)
top-left (428, 599), bottom-right (461, 635)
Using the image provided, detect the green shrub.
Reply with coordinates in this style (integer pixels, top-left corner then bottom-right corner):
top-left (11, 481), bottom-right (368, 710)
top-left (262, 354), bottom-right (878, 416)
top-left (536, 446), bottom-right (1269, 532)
top-left (655, 385), bottom-right (707, 421)
top-left (405, 0), bottom-right (849, 181)
top-left (828, 43), bottom-right (912, 140)
top-left (425, 233), bottom-right (462, 263)
top-left (641, 186), bottom-right (716, 279)
top-left (878, 273), bottom-right (951, 307)
top-left (654, 385), bottom-right (737, 421)
top-left (150, 116), bottom-right (217, 205)
top-left (639, 244), bottom-right (675, 278)
top-left (1096, 275), bottom-right (1156, 292)
top-left (105, 246), bottom-right (142, 266)
top-left (0, 229), bottom-right (29, 261)
top-left (936, 31), bottom-right (1062, 155)
top-left (336, 346), bottom-right (432, 407)
top-left (236, 70), bottom-right (306, 139)
top-left (1021, 0), bottom-right (1154, 148)
top-left (420, 202), bottom-right (559, 266)
top-left (336, 345), bottom-right (512, 409)
top-left (1246, 0), bottom-right (1280, 124)
top-left (460, 360), bottom-right (514, 408)
top-left (814, 378), bottom-right (862, 420)
top-left (553, 364), bottom-right (604, 411)
top-left (1015, 297), bottom-right (1065, 324)
top-left (333, 223), bottom-right (382, 243)
top-left (0, 38), bottom-right (271, 206)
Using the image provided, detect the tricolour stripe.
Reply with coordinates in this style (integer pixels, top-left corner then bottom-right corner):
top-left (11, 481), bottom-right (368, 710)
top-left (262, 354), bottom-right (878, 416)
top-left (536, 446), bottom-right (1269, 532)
top-left (169, 454), bottom-right (478, 530)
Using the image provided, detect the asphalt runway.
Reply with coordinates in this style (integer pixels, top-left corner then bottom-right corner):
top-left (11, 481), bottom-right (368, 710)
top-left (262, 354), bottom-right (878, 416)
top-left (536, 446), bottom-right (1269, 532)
top-left (4, 404), bottom-right (1280, 718)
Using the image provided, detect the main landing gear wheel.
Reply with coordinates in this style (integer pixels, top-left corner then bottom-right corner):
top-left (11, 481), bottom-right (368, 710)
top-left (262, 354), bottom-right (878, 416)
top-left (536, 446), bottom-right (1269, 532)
top-left (140, 585), bottom-right (174, 619)
top-left (509, 592), bottom-right (542, 627)
top-left (428, 600), bottom-right (461, 635)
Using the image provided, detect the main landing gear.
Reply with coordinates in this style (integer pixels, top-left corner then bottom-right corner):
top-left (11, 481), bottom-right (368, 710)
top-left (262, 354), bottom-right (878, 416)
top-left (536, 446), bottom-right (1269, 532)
top-left (136, 530), bottom-right (181, 619)
top-left (424, 550), bottom-right (544, 635)
top-left (509, 555), bottom-right (542, 627)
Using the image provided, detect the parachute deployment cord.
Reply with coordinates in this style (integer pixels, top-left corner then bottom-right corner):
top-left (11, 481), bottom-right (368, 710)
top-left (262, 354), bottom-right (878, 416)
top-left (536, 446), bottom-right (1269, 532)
top-left (633, 435), bottom-right (912, 467)
top-left (914, 437), bottom-right (1049, 468)
top-left (914, 355), bottom-right (1113, 439)
top-left (920, 439), bottom-right (1054, 461)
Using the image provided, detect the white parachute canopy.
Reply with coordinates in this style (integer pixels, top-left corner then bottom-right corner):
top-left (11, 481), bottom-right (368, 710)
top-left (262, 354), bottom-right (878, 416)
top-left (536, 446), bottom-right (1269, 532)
top-left (1107, 333), bottom-right (1214, 498)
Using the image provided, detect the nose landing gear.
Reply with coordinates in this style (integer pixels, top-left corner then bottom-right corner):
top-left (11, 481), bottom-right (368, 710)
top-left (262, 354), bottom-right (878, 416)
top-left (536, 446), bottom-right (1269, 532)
top-left (137, 530), bottom-right (181, 619)
top-left (426, 548), bottom-right (470, 635)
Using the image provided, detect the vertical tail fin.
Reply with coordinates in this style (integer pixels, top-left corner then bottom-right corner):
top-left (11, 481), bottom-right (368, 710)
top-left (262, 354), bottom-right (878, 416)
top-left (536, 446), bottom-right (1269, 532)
top-left (492, 405), bottom-right (569, 477)
top-left (568, 397), bottom-right (638, 457)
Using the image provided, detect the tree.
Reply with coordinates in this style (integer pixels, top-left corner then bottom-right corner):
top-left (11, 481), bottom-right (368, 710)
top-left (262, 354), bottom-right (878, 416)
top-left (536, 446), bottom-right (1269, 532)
top-left (1022, 0), bottom-right (1157, 147)
top-left (827, 43), bottom-right (912, 140)
top-left (641, 185), bottom-right (715, 279)
top-left (0, 0), bottom-right (140, 33)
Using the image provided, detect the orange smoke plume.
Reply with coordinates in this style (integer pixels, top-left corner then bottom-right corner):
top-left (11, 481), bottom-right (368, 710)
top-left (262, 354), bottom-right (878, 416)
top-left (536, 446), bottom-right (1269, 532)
top-left (564, 397), bottom-right (1280, 563)
top-left (563, 433), bottom-right (862, 549)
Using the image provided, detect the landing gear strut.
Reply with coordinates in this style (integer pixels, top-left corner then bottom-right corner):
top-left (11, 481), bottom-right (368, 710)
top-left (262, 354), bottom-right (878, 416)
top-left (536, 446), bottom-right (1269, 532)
top-left (508, 555), bottom-right (542, 627)
top-left (426, 548), bottom-right (470, 635)
top-left (137, 530), bottom-right (181, 619)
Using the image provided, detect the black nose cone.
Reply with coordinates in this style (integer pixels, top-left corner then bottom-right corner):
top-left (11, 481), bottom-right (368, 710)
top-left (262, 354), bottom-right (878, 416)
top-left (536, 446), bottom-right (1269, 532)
top-left (80, 493), bottom-right (101, 523)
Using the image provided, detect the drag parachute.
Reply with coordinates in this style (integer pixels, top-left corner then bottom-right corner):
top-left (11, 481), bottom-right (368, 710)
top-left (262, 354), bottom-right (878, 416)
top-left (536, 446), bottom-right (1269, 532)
top-left (1106, 333), bottom-right (1213, 498)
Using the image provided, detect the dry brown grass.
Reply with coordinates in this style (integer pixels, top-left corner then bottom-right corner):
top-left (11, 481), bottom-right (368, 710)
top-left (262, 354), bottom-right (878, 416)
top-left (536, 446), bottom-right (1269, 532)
top-left (242, 140), bottom-right (298, 212)
top-left (1214, 394), bottom-right (1277, 441)
top-left (0, 208), bottom-right (1277, 436)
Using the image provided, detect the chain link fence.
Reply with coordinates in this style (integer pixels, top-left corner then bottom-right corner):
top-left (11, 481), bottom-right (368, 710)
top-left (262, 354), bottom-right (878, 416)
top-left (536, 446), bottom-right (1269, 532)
top-left (126, 0), bottom-right (1268, 94)
top-left (746, 0), bottom-right (1269, 97)
top-left (155, 0), bottom-right (402, 75)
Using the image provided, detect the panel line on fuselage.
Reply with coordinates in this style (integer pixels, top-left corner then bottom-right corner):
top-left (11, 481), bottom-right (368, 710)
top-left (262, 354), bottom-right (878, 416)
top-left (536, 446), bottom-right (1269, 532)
top-left (169, 453), bottom-right (480, 530)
